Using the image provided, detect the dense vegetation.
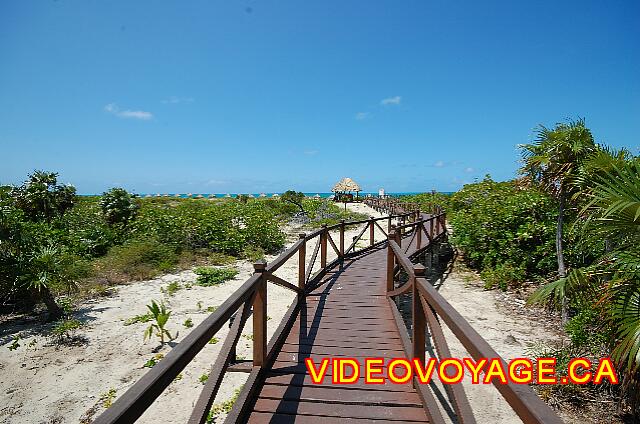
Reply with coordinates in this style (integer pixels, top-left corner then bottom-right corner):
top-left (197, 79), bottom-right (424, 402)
top-left (405, 119), bottom-right (640, 416)
top-left (0, 174), bottom-right (363, 319)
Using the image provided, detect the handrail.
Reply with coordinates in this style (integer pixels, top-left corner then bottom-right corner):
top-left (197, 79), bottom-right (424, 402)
top-left (94, 203), bottom-right (414, 424)
top-left (383, 198), bottom-right (563, 424)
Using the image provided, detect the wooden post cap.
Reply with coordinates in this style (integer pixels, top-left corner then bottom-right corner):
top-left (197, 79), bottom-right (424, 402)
top-left (299, 233), bottom-right (306, 239)
top-left (253, 260), bottom-right (267, 272)
top-left (414, 264), bottom-right (426, 276)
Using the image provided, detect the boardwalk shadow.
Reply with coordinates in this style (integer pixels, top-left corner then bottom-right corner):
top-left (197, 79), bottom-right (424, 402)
top-left (266, 255), bottom-right (360, 423)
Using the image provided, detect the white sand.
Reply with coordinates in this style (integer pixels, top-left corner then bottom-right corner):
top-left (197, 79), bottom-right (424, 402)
top-left (0, 203), bottom-right (561, 423)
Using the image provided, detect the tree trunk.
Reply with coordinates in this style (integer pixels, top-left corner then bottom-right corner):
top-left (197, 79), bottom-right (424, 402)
top-left (556, 189), bottom-right (568, 324)
top-left (39, 287), bottom-right (63, 320)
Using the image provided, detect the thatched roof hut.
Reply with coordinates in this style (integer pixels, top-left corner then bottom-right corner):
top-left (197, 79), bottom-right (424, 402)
top-left (331, 177), bottom-right (361, 193)
top-left (259, 193), bottom-right (267, 198)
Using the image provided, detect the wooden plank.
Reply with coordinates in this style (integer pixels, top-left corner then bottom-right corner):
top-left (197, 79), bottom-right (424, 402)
top-left (252, 399), bottom-right (428, 422)
top-left (258, 384), bottom-right (423, 406)
top-left (248, 411), bottom-right (425, 423)
top-left (279, 343), bottom-right (405, 358)
top-left (263, 374), bottom-right (417, 393)
top-left (283, 338), bottom-right (404, 352)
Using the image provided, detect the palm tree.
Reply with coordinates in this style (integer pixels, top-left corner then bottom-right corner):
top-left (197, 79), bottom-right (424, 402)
top-left (530, 158), bottom-right (640, 412)
top-left (519, 118), bottom-right (596, 322)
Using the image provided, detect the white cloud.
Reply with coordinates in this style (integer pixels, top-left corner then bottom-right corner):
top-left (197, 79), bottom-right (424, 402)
top-left (380, 96), bottom-right (401, 106)
top-left (465, 167), bottom-right (475, 173)
top-left (434, 160), bottom-right (445, 168)
top-left (355, 112), bottom-right (370, 120)
top-left (162, 96), bottom-right (194, 104)
top-left (304, 150), bottom-right (319, 156)
top-left (104, 103), bottom-right (153, 120)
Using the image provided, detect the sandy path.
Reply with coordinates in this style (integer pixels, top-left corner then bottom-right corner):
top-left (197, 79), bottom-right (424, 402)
top-left (0, 203), bottom-right (392, 424)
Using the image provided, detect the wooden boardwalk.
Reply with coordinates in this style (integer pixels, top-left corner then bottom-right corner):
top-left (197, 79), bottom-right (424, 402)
top-left (94, 199), bottom-right (562, 424)
top-left (247, 243), bottom-right (430, 423)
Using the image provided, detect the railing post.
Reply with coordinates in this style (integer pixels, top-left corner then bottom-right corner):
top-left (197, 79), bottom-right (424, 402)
top-left (416, 218), bottom-right (423, 249)
top-left (386, 231), bottom-right (396, 292)
top-left (298, 233), bottom-right (306, 290)
top-left (387, 216), bottom-right (392, 233)
top-left (430, 216), bottom-right (434, 239)
top-left (394, 224), bottom-right (401, 249)
top-left (252, 260), bottom-right (267, 367)
top-left (413, 264), bottom-right (426, 361)
top-left (369, 216), bottom-right (375, 247)
top-left (320, 224), bottom-right (327, 268)
top-left (339, 220), bottom-right (345, 257)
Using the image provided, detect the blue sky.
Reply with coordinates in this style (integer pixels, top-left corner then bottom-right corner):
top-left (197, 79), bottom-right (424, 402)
top-left (1, 1), bottom-right (638, 194)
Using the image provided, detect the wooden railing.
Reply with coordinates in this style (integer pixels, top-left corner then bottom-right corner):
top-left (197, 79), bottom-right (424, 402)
top-left (379, 199), bottom-right (563, 424)
top-left (94, 208), bottom-right (415, 424)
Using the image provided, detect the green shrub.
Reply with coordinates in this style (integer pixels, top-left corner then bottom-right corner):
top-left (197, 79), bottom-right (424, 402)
top-left (448, 176), bottom-right (557, 284)
top-left (480, 262), bottom-right (527, 290)
top-left (95, 239), bottom-right (177, 283)
top-left (100, 188), bottom-right (139, 226)
top-left (243, 246), bottom-right (265, 262)
top-left (194, 267), bottom-right (238, 286)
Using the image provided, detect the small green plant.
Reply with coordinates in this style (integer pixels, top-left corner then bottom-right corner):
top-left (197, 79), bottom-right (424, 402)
top-left (100, 388), bottom-right (117, 408)
top-left (199, 373), bottom-right (209, 384)
top-left (162, 281), bottom-right (182, 296)
top-left (142, 353), bottom-right (164, 368)
top-left (206, 305), bottom-right (218, 313)
top-left (196, 301), bottom-right (203, 310)
top-left (242, 334), bottom-right (253, 341)
top-left (183, 318), bottom-right (194, 328)
top-left (207, 386), bottom-right (243, 420)
top-left (208, 337), bottom-right (219, 345)
top-left (266, 315), bottom-right (272, 321)
top-left (58, 297), bottom-right (76, 316)
top-left (51, 318), bottom-right (83, 340)
top-left (7, 335), bottom-right (21, 351)
top-left (174, 373), bottom-right (183, 381)
top-left (194, 267), bottom-right (238, 287)
top-left (143, 300), bottom-right (176, 345)
top-left (123, 312), bottom-right (153, 326)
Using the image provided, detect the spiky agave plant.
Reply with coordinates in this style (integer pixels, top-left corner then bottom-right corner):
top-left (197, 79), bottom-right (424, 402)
top-left (143, 300), bottom-right (176, 345)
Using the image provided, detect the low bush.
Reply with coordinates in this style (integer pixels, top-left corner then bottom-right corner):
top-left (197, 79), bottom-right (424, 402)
top-left (480, 262), bottom-right (527, 290)
top-left (94, 239), bottom-right (178, 283)
top-left (194, 267), bottom-right (239, 286)
top-left (447, 176), bottom-right (557, 285)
